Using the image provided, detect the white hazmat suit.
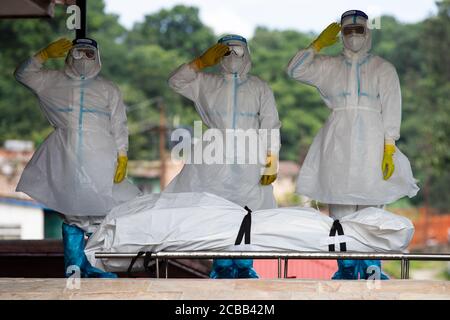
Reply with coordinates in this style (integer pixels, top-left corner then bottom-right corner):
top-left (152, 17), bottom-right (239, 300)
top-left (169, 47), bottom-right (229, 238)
top-left (14, 43), bottom-right (140, 218)
top-left (286, 15), bottom-right (419, 206)
top-left (166, 37), bottom-right (281, 211)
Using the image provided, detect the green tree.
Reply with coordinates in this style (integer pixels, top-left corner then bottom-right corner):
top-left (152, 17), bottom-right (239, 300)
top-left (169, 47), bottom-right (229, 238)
top-left (400, 0), bottom-right (450, 211)
top-left (126, 5), bottom-right (216, 59)
top-left (250, 28), bottom-right (330, 162)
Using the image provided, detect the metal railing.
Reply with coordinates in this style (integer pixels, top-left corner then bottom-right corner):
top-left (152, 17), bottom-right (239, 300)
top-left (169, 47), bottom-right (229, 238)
top-left (95, 251), bottom-right (450, 280)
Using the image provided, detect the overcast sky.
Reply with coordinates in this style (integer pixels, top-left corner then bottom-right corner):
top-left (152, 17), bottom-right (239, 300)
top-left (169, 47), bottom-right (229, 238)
top-left (104, 0), bottom-right (437, 38)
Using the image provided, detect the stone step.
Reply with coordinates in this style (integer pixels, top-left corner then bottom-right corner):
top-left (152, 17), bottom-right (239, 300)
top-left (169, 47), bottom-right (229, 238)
top-left (0, 278), bottom-right (448, 300)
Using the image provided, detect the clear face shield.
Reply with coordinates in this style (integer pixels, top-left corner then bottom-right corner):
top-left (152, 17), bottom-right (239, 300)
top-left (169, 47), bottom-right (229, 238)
top-left (342, 23), bottom-right (367, 52)
top-left (224, 44), bottom-right (245, 58)
top-left (342, 24), bottom-right (366, 36)
top-left (67, 44), bottom-right (99, 77)
top-left (221, 42), bottom-right (248, 73)
top-left (217, 35), bottom-right (249, 74)
top-left (71, 45), bottom-right (97, 60)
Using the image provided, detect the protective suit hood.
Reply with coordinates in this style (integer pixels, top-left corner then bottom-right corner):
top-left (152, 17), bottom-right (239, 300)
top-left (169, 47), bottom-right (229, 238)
top-left (64, 38), bottom-right (102, 80)
top-left (218, 34), bottom-right (252, 76)
top-left (341, 11), bottom-right (372, 60)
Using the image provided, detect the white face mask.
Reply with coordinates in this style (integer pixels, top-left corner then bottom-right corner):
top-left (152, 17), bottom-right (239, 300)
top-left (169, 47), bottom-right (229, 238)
top-left (344, 34), bottom-right (366, 52)
top-left (71, 59), bottom-right (97, 77)
top-left (222, 54), bottom-right (244, 74)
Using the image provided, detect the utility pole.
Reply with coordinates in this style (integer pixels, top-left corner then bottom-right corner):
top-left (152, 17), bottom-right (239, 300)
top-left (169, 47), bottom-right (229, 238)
top-left (158, 98), bottom-right (167, 190)
top-left (75, 0), bottom-right (86, 39)
top-left (422, 132), bottom-right (434, 248)
top-left (423, 177), bottom-right (430, 247)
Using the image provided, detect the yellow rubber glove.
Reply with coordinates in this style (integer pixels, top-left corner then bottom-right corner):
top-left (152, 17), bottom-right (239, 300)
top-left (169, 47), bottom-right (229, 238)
top-left (35, 38), bottom-right (73, 63)
top-left (260, 152), bottom-right (278, 185)
top-left (310, 22), bottom-right (341, 52)
top-left (191, 43), bottom-right (229, 70)
top-left (114, 155), bottom-right (128, 183)
top-left (382, 144), bottom-right (395, 180)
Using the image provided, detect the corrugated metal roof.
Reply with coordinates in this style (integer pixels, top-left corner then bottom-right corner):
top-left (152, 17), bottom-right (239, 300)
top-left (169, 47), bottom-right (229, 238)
top-left (0, 0), bottom-right (55, 18)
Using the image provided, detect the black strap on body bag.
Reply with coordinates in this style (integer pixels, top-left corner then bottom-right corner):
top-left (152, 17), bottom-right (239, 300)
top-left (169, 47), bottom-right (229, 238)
top-left (328, 219), bottom-right (347, 252)
top-left (127, 251), bottom-right (154, 277)
top-left (235, 206), bottom-right (252, 245)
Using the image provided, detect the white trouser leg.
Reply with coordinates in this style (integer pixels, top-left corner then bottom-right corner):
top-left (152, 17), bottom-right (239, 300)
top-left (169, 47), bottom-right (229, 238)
top-left (328, 204), bottom-right (384, 220)
top-left (63, 215), bottom-right (104, 234)
top-left (328, 204), bottom-right (357, 220)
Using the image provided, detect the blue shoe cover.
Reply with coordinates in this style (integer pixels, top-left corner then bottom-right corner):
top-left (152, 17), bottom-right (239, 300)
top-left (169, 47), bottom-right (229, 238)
top-left (63, 223), bottom-right (117, 278)
top-left (234, 259), bottom-right (259, 278)
top-left (209, 259), bottom-right (237, 279)
top-left (332, 259), bottom-right (359, 280)
top-left (234, 259), bottom-right (253, 269)
top-left (358, 260), bottom-right (389, 280)
top-left (332, 259), bottom-right (389, 280)
top-left (236, 267), bottom-right (259, 279)
top-left (210, 259), bottom-right (260, 279)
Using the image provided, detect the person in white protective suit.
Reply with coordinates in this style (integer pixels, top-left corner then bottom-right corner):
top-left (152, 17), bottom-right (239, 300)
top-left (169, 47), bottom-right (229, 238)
top-left (167, 34), bottom-right (281, 279)
top-left (14, 38), bottom-right (141, 278)
top-left (286, 10), bottom-right (419, 279)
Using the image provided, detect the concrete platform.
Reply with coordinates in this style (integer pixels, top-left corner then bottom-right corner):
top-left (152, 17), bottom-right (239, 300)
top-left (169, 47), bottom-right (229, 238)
top-left (0, 278), bottom-right (449, 300)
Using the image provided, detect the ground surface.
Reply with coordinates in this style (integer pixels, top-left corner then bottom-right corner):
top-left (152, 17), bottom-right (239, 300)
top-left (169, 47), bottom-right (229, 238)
top-left (0, 278), bottom-right (449, 300)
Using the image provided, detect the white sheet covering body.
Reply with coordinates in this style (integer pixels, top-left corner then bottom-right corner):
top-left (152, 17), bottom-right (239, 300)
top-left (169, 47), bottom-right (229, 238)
top-left (85, 192), bottom-right (414, 272)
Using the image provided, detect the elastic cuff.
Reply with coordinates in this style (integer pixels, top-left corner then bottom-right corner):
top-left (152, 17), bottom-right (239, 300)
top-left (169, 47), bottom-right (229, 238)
top-left (118, 150), bottom-right (127, 157)
top-left (189, 59), bottom-right (202, 71)
top-left (384, 144), bottom-right (396, 154)
top-left (384, 138), bottom-right (396, 146)
top-left (268, 147), bottom-right (281, 155)
top-left (309, 41), bottom-right (321, 53)
top-left (34, 52), bottom-right (47, 64)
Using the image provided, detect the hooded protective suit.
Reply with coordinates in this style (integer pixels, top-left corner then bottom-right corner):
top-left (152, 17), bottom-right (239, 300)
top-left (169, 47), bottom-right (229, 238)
top-left (166, 36), bottom-right (281, 211)
top-left (286, 14), bottom-right (419, 205)
top-left (14, 41), bottom-right (140, 216)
